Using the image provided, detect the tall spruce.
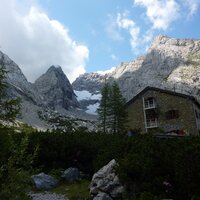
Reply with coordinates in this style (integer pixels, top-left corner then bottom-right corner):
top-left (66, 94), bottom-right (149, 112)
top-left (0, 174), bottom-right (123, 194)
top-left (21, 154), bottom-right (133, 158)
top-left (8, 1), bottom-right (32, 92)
top-left (0, 63), bottom-right (21, 124)
top-left (97, 82), bottom-right (110, 133)
top-left (108, 81), bottom-right (128, 134)
top-left (98, 81), bottom-right (128, 134)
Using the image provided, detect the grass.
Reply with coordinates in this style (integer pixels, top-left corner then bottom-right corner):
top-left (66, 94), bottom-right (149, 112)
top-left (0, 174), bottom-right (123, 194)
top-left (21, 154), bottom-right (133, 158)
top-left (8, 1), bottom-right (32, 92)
top-left (50, 179), bottom-right (91, 200)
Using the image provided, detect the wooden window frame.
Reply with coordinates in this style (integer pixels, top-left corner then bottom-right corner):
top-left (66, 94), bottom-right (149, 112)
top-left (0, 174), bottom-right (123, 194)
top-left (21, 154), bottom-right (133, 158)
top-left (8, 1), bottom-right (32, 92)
top-left (166, 109), bottom-right (179, 120)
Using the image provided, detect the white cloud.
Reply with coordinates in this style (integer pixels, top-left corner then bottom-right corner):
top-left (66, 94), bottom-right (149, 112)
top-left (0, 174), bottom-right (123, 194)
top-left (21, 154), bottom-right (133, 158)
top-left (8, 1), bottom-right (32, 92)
top-left (185, 0), bottom-right (200, 18)
top-left (117, 15), bottom-right (135, 29)
top-left (105, 14), bottom-right (123, 41)
top-left (134, 0), bottom-right (180, 30)
top-left (142, 29), bottom-right (154, 43)
top-left (111, 54), bottom-right (118, 61)
top-left (0, 0), bottom-right (89, 83)
top-left (116, 12), bottom-right (140, 51)
top-left (97, 66), bottom-right (116, 75)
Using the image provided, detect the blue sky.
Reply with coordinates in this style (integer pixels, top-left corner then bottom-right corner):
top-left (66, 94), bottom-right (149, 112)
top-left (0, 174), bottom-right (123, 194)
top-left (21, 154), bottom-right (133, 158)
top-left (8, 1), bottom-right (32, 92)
top-left (0, 0), bottom-right (200, 82)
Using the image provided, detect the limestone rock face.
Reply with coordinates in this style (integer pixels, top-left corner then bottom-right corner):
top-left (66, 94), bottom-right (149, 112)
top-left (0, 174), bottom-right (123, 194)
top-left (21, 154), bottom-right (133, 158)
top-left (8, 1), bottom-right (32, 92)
top-left (0, 50), bottom-right (96, 129)
top-left (73, 35), bottom-right (200, 103)
top-left (0, 51), bottom-right (41, 105)
top-left (32, 172), bottom-right (59, 190)
top-left (93, 192), bottom-right (113, 200)
top-left (72, 73), bottom-right (104, 114)
top-left (110, 35), bottom-right (200, 101)
top-left (1, 35), bottom-right (200, 129)
top-left (34, 66), bottom-right (79, 110)
top-left (72, 73), bottom-right (105, 93)
top-left (90, 159), bottom-right (124, 199)
top-left (0, 51), bottom-right (49, 128)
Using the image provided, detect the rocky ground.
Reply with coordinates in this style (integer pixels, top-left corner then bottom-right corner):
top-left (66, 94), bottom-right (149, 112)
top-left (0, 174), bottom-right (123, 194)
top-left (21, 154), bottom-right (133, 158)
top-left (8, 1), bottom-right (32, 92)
top-left (29, 191), bottom-right (68, 200)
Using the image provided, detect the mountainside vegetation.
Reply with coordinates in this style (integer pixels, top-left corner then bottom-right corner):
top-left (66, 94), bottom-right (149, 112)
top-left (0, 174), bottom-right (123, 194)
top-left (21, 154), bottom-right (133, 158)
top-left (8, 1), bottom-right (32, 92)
top-left (0, 128), bottom-right (200, 200)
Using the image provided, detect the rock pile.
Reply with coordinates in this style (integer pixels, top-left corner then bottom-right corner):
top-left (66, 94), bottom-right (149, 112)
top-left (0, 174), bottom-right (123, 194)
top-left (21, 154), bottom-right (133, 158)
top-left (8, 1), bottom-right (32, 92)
top-left (90, 159), bottom-right (124, 200)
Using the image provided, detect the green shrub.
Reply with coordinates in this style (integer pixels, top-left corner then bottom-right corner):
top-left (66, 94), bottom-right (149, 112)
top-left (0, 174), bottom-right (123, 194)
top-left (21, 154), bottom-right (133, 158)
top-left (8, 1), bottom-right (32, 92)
top-left (0, 128), bottom-right (37, 199)
top-left (1, 128), bottom-right (199, 200)
top-left (140, 192), bottom-right (159, 200)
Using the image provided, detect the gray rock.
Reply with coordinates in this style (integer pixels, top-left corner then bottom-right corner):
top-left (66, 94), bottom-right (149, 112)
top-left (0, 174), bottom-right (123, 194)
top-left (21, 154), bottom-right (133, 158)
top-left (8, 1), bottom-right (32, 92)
top-left (1, 35), bottom-right (200, 130)
top-left (34, 65), bottom-right (79, 110)
top-left (0, 51), bottom-right (42, 105)
top-left (29, 191), bottom-right (68, 200)
top-left (90, 159), bottom-right (124, 199)
top-left (0, 50), bottom-right (96, 130)
top-left (0, 50), bottom-right (50, 129)
top-left (32, 172), bottom-right (59, 190)
top-left (93, 192), bottom-right (113, 200)
top-left (72, 72), bottom-right (105, 93)
top-left (73, 35), bottom-right (200, 107)
top-left (111, 35), bottom-right (200, 102)
top-left (62, 167), bottom-right (80, 182)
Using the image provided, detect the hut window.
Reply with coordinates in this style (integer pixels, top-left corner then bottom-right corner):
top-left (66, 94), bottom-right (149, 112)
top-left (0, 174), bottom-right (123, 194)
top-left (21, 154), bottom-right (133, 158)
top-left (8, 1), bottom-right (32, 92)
top-left (166, 110), bottom-right (179, 120)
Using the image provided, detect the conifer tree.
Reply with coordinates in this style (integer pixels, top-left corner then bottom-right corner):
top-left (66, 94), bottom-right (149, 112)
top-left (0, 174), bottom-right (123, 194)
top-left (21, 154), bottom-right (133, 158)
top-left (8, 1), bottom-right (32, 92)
top-left (108, 81), bottom-right (128, 134)
top-left (98, 81), bottom-right (128, 134)
top-left (97, 82), bottom-right (110, 133)
top-left (0, 63), bottom-right (21, 124)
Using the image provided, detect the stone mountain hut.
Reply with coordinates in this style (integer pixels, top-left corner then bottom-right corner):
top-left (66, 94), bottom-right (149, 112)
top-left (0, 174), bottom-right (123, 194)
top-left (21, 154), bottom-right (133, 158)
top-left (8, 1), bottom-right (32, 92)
top-left (125, 87), bottom-right (200, 135)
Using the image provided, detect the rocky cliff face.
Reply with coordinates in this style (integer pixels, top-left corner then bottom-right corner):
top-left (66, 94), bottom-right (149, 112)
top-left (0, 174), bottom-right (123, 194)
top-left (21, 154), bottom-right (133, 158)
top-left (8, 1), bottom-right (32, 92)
top-left (72, 73), bottom-right (105, 114)
top-left (0, 50), bottom-right (49, 128)
top-left (34, 66), bottom-right (79, 110)
top-left (0, 51), bottom-right (41, 105)
top-left (73, 35), bottom-right (200, 103)
top-left (0, 51), bottom-right (84, 129)
top-left (72, 72), bottom-right (105, 93)
top-left (111, 35), bottom-right (200, 101)
top-left (1, 35), bottom-right (199, 129)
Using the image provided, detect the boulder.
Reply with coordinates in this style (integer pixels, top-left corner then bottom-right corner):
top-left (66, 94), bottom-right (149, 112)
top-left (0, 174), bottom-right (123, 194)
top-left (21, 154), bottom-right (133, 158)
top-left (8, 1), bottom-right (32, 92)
top-left (90, 159), bottom-right (124, 199)
top-left (93, 192), bottom-right (113, 200)
top-left (62, 167), bottom-right (80, 182)
top-left (32, 172), bottom-right (59, 190)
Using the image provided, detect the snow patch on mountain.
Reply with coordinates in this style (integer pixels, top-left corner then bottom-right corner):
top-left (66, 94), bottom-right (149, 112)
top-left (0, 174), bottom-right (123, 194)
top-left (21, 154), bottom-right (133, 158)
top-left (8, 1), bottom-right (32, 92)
top-left (74, 90), bottom-right (101, 115)
top-left (86, 103), bottom-right (99, 115)
top-left (74, 90), bottom-right (101, 101)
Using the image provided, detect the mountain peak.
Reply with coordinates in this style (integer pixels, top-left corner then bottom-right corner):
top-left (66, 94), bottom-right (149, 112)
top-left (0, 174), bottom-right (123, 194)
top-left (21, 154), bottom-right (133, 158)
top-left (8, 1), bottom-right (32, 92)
top-left (150, 35), bottom-right (200, 49)
top-left (48, 65), bottom-right (61, 70)
top-left (47, 65), bottom-right (63, 74)
top-left (34, 65), bottom-right (79, 110)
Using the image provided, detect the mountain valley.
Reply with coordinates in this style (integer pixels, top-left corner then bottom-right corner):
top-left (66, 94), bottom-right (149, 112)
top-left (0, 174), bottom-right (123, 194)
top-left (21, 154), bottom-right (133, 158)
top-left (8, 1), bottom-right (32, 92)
top-left (1, 35), bottom-right (200, 130)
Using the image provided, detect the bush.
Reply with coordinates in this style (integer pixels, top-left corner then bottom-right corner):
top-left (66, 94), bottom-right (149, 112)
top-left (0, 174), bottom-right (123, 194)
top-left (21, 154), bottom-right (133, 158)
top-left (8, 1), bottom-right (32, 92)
top-left (1, 127), bottom-right (200, 199)
top-left (0, 127), bottom-right (37, 199)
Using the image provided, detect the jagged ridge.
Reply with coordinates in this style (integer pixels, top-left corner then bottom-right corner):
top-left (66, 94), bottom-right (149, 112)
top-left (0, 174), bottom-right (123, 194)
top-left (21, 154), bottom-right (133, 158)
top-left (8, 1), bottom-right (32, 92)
top-left (73, 35), bottom-right (200, 102)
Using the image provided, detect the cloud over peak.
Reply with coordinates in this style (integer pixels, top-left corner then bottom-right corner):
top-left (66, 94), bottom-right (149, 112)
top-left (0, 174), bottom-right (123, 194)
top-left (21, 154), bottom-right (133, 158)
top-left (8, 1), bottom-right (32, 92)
top-left (134, 0), bottom-right (180, 30)
top-left (0, 0), bottom-right (89, 83)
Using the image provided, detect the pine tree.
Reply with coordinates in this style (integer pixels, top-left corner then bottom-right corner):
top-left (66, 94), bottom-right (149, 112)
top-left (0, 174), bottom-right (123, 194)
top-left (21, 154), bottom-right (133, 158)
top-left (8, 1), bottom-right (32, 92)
top-left (0, 63), bottom-right (21, 124)
top-left (97, 82), bottom-right (110, 133)
top-left (108, 81), bottom-right (128, 134)
top-left (98, 81), bottom-right (128, 134)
